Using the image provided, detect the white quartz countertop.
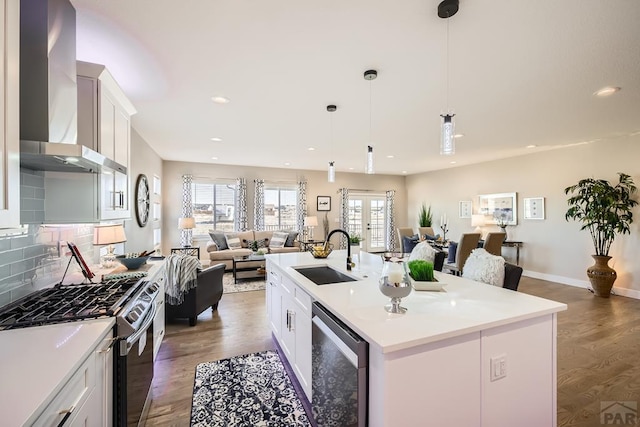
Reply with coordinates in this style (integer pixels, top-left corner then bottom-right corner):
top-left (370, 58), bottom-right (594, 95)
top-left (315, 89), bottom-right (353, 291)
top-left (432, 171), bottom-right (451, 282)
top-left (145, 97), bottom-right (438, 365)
top-left (267, 250), bottom-right (567, 353)
top-left (0, 318), bottom-right (115, 427)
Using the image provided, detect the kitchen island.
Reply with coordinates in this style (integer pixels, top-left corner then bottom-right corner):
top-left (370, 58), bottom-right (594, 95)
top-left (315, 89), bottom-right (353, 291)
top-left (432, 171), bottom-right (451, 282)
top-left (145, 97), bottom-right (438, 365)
top-left (266, 250), bottom-right (567, 427)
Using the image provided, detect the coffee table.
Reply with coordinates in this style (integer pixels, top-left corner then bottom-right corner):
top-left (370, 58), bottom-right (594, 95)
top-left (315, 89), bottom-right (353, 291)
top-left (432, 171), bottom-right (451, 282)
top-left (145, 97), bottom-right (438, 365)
top-left (232, 255), bottom-right (267, 284)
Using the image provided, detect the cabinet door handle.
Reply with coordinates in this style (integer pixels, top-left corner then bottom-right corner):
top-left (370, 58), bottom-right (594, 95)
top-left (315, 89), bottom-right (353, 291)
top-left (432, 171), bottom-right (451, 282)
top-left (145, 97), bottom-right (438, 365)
top-left (286, 310), bottom-right (290, 330)
top-left (290, 311), bottom-right (295, 331)
top-left (56, 406), bottom-right (75, 427)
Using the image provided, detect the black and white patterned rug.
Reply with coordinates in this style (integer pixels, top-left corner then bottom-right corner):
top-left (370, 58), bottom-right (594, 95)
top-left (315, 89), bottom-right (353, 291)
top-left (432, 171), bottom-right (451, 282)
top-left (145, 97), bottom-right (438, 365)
top-left (190, 350), bottom-right (312, 427)
top-left (222, 273), bottom-right (266, 294)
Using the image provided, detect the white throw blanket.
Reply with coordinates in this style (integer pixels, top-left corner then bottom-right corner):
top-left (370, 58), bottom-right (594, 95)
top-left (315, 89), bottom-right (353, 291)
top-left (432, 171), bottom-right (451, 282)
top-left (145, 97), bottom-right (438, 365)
top-left (462, 248), bottom-right (505, 287)
top-left (408, 241), bottom-right (437, 263)
top-left (164, 254), bottom-right (202, 305)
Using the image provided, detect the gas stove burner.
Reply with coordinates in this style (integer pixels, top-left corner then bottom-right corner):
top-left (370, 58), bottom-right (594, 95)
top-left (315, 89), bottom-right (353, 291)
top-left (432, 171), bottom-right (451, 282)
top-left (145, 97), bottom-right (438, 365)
top-left (0, 276), bottom-right (148, 331)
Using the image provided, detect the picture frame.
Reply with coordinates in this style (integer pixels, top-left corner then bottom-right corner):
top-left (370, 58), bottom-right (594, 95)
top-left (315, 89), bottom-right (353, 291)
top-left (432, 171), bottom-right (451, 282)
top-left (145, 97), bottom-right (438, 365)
top-left (524, 197), bottom-right (545, 220)
top-left (478, 192), bottom-right (518, 225)
top-left (459, 201), bottom-right (472, 218)
top-left (317, 196), bottom-right (331, 211)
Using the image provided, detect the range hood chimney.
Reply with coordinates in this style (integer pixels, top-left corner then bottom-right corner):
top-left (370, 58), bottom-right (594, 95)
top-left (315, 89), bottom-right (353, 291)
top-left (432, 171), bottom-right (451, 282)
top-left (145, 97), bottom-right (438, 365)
top-left (19, 0), bottom-right (126, 174)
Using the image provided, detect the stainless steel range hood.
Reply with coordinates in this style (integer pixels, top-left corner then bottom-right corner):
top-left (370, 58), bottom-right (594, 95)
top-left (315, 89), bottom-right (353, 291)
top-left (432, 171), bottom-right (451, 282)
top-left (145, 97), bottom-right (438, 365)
top-left (19, 0), bottom-right (126, 174)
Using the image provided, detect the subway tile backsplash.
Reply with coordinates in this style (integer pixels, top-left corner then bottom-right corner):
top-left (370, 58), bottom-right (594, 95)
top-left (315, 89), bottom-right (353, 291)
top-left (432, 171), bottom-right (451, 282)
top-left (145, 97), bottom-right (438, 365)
top-left (0, 168), bottom-right (96, 309)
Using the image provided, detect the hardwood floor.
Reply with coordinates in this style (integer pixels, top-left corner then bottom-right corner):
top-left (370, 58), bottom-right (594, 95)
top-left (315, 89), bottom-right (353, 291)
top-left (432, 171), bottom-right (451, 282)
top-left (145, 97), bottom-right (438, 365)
top-left (145, 277), bottom-right (640, 427)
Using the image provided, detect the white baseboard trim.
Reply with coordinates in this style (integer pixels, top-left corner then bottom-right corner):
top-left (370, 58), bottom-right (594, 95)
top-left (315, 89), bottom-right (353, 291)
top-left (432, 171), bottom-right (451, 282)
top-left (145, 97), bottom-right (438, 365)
top-left (522, 270), bottom-right (640, 300)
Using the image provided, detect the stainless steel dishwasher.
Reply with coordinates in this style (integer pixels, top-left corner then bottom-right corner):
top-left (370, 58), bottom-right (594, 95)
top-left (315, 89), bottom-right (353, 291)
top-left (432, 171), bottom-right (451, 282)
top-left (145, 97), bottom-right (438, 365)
top-left (311, 301), bottom-right (368, 427)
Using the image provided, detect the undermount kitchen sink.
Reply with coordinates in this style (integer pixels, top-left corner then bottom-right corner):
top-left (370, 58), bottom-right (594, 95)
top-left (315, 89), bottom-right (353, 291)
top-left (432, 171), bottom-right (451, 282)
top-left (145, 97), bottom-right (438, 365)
top-left (293, 265), bottom-right (359, 285)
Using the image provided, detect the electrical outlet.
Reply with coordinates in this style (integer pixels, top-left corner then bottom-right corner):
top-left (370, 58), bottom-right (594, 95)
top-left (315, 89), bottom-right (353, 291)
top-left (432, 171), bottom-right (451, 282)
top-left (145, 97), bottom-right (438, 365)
top-left (490, 354), bottom-right (507, 381)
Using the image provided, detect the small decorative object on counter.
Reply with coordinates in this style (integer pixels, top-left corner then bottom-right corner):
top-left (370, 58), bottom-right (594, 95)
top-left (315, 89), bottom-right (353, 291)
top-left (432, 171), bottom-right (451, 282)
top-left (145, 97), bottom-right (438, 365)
top-left (310, 243), bottom-right (333, 259)
top-left (379, 261), bottom-right (412, 314)
top-left (407, 259), bottom-right (445, 291)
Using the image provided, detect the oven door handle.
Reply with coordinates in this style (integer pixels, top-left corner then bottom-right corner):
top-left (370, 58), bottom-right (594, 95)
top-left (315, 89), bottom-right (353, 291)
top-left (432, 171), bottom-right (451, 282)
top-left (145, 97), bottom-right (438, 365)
top-left (121, 302), bottom-right (157, 356)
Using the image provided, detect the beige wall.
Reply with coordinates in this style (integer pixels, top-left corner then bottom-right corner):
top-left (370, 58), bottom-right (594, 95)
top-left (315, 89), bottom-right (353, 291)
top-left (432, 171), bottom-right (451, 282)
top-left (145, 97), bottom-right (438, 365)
top-left (124, 128), bottom-right (163, 254)
top-left (406, 136), bottom-right (640, 297)
top-left (161, 161), bottom-right (407, 256)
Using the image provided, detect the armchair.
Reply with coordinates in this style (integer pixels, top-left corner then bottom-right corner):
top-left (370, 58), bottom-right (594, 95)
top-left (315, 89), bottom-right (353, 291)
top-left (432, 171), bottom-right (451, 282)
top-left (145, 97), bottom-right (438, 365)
top-left (165, 262), bottom-right (225, 326)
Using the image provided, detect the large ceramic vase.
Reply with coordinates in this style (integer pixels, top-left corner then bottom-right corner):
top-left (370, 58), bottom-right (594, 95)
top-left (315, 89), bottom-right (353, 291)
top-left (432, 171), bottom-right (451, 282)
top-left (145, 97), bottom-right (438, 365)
top-left (587, 255), bottom-right (617, 298)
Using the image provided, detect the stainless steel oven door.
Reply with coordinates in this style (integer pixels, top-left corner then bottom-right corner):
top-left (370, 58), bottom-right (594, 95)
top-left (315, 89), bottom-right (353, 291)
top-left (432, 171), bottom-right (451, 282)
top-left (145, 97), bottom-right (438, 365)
top-left (116, 302), bottom-right (156, 426)
top-left (311, 302), bottom-right (368, 427)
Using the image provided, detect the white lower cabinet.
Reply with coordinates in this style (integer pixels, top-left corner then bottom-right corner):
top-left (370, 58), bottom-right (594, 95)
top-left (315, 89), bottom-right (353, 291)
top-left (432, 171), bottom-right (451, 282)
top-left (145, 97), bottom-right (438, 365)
top-left (153, 275), bottom-right (166, 361)
top-left (267, 264), bottom-right (312, 400)
top-left (33, 326), bottom-right (113, 426)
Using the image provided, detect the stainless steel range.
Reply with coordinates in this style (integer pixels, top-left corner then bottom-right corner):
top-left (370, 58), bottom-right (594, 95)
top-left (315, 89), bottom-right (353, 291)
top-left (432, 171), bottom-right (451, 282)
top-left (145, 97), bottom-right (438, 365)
top-left (0, 243), bottom-right (161, 426)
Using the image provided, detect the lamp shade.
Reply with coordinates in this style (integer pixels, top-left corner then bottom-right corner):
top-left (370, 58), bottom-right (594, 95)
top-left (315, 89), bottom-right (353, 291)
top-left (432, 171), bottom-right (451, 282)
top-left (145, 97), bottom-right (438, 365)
top-left (471, 214), bottom-right (486, 227)
top-left (304, 216), bottom-right (318, 227)
top-left (93, 224), bottom-right (127, 246)
top-left (178, 217), bottom-right (196, 230)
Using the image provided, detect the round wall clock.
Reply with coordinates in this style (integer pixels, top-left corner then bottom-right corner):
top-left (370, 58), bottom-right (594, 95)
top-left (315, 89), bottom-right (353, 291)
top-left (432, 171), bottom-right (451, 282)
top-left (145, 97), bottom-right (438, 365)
top-left (135, 174), bottom-right (150, 227)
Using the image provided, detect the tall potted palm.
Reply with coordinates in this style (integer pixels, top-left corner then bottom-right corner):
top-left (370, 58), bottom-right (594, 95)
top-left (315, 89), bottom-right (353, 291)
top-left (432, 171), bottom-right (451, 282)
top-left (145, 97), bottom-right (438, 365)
top-left (564, 172), bottom-right (638, 297)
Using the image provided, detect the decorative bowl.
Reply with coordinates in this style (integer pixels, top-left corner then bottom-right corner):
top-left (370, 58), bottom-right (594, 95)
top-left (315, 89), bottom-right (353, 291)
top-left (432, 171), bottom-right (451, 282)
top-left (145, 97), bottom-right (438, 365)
top-left (116, 255), bottom-right (149, 270)
top-left (309, 244), bottom-right (333, 259)
top-left (379, 275), bottom-right (412, 314)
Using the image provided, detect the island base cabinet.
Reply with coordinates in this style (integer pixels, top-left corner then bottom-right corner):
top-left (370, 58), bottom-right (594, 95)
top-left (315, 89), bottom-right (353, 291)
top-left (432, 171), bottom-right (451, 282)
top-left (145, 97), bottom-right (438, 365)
top-left (368, 314), bottom-right (557, 427)
top-left (369, 333), bottom-right (482, 427)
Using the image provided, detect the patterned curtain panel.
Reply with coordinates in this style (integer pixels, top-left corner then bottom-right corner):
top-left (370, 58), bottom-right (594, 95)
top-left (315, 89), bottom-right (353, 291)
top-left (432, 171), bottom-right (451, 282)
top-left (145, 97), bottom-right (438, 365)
top-left (338, 188), bottom-right (349, 249)
top-left (254, 179), bottom-right (265, 231)
top-left (181, 174), bottom-right (193, 247)
top-left (297, 179), bottom-right (307, 236)
top-left (235, 178), bottom-right (248, 231)
top-left (385, 190), bottom-right (397, 251)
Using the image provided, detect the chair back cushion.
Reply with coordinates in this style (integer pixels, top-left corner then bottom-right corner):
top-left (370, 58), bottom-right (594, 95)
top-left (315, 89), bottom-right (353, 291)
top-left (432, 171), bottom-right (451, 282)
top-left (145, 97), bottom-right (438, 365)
top-left (483, 232), bottom-right (506, 256)
top-left (462, 248), bottom-right (505, 287)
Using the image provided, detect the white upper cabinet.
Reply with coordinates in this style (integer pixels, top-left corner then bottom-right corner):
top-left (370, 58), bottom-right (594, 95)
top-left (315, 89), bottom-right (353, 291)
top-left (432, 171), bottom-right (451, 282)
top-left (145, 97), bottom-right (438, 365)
top-left (0, 0), bottom-right (20, 229)
top-left (77, 61), bottom-right (136, 220)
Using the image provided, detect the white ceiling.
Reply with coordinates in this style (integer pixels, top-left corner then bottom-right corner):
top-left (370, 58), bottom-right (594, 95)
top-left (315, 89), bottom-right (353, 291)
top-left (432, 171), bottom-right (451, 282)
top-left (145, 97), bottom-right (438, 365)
top-left (70, 0), bottom-right (640, 176)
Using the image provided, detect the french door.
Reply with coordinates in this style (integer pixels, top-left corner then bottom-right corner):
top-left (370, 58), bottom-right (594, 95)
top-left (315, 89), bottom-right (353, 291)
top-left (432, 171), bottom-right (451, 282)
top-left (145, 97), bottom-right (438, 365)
top-left (348, 194), bottom-right (386, 252)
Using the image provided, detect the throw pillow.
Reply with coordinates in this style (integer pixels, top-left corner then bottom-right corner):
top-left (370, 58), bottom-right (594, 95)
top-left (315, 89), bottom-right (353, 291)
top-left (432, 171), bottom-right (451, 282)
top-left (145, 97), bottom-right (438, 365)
top-left (270, 231), bottom-right (289, 248)
top-left (422, 233), bottom-right (441, 241)
top-left (209, 231), bottom-right (228, 251)
top-left (225, 232), bottom-right (242, 250)
top-left (402, 235), bottom-right (420, 253)
top-left (285, 231), bottom-right (299, 247)
top-left (462, 248), bottom-right (505, 287)
top-left (408, 241), bottom-right (437, 263)
top-left (447, 242), bottom-right (458, 263)
top-left (243, 239), bottom-right (268, 250)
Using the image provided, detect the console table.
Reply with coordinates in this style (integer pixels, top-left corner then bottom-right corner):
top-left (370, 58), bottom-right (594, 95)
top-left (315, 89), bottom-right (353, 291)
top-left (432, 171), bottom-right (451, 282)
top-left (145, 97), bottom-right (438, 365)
top-left (502, 241), bottom-right (523, 265)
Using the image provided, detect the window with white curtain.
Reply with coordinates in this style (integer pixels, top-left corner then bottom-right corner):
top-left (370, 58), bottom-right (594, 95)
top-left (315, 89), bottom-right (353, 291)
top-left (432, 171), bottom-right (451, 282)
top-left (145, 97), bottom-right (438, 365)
top-left (192, 182), bottom-right (237, 235)
top-left (264, 185), bottom-right (298, 230)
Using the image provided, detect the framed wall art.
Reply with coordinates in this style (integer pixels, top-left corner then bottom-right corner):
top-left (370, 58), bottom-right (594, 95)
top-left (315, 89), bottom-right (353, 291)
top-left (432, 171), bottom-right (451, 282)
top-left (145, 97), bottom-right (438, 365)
top-left (478, 192), bottom-right (518, 225)
top-left (459, 201), bottom-right (472, 218)
top-left (524, 197), bottom-right (545, 220)
top-left (317, 196), bottom-right (331, 211)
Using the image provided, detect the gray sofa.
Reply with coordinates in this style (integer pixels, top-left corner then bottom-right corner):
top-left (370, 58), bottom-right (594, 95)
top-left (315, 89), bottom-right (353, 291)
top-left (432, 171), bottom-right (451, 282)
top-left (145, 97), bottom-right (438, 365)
top-left (206, 230), bottom-right (300, 270)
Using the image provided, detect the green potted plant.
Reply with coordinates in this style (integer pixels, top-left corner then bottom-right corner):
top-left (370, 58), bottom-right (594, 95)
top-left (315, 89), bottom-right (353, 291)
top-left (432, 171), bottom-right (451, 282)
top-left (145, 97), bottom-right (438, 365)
top-left (418, 203), bottom-right (433, 227)
top-left (406, 259), bottom-right (445, 291)
top-left (349, 234), bottom-right (363, 257)
top-left (564, 172), bottom-right (638, 297)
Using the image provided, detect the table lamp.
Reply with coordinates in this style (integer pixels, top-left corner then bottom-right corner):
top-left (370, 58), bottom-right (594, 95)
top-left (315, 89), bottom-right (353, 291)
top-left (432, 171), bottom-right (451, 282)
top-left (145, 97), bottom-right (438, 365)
top-left (471, 214), bottom-right (486, 237)
top-left (93, 224), bottom-right (127, 268)
top-left (304, 216), bottom-right (318, 240)
top-left (178, 217), bottom-right (196, 247)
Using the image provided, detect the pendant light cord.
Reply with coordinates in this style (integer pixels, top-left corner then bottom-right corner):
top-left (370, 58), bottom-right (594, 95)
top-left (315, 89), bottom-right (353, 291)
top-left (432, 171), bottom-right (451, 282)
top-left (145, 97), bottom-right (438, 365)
top-left (446, 13), bottom-right (450, 112)
top-left (369, 79), bottom-right (373, 144)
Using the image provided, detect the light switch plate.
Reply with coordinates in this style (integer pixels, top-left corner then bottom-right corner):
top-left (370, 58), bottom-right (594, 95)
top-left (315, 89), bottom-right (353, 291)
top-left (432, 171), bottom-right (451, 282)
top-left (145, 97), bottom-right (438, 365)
top-left (490, 354), bottom-right (507, 381)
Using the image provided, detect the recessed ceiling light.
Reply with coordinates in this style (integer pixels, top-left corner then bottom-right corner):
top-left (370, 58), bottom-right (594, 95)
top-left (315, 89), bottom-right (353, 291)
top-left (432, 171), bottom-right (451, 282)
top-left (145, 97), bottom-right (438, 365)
top-left (284, 162), bottom-right (291, 166)
top-left (450, 161), bottom-right (456, 164)
top-left (454, 134), bottom-right (464, 138)
top-left (308, 147), bottom-right (315, 151)
top-left (594, 86), bottom-right (621, 97)
top-left (386, 155), bottom-right (394, 159)
top-left (348, 167), bottom-right (354, 170)
top-left (402, 170), bottom-right (408, 174)
top-left (210, 137), bottom-right (223, 142)
top-left (526, 144), bottom-right (537, 148)
top-left (211, 156), bottom-right (218, 160)
top-left (211, 96), bottom-right (230, 104)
